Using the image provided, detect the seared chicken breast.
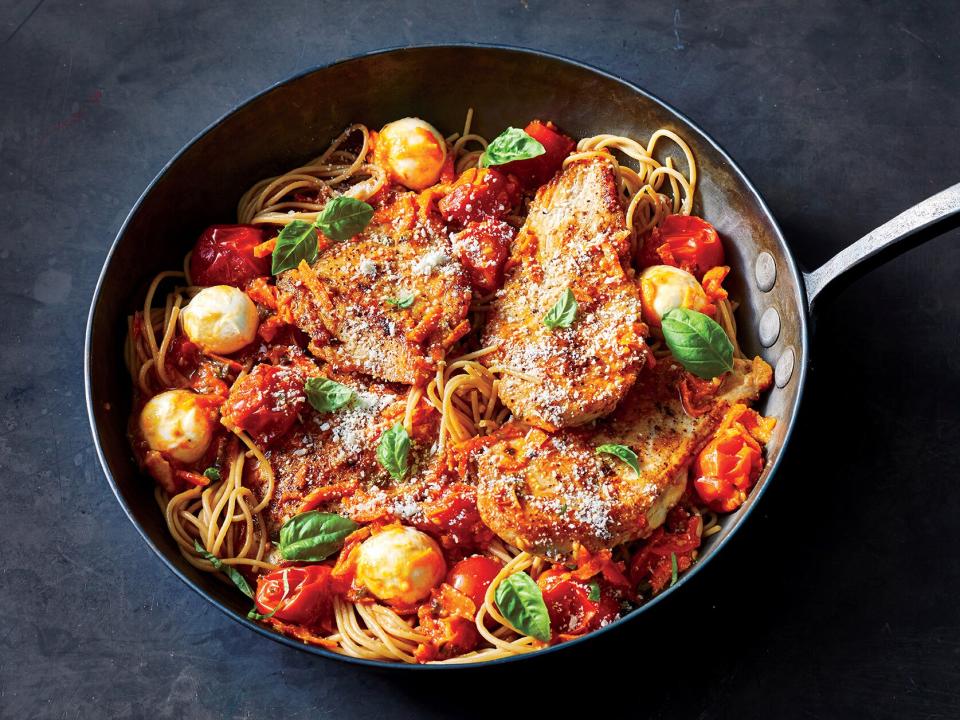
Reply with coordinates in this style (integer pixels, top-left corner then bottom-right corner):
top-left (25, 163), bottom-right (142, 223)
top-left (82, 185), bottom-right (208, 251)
top-left (472, 357), bottom-right (773, 558)
top-left (278, 192), bottom-right (472, 385)
top-left (480, 156), bottom-right (648, 430)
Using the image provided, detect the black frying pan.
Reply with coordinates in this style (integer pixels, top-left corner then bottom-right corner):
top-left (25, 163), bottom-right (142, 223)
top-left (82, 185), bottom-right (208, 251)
top-left (84, 45), bottom-right (960, 669)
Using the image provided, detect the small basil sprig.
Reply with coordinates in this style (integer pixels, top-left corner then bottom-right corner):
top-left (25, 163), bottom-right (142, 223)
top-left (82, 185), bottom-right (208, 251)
top-left (587, 581), bottom-right (601, 602)
top-left (385, 294), bottom-right (415, 309)
top-left (494, 572), bottom-right (551, 642)
top-left (670, 552), bottom-right (679, 587)
top-left (193, 540), bottom-right (253, 598)
top-left (376, 423), bottom-right (410, 480)
top-left (202, 467), bottom-right (221, 482)
top-left (305, 377), bottom-right (354, 414)
top-left (660, 307), bottom-right (734, 379)
top-left (479, 127), bottom-right (545, 168)
top-left (271, 196), bottom-right (374, 274)
top-left (278, 511), bottom-right (358, 562)
top-left (543, 288), bottom-right (578, 329)
top-left (595, 444), bottom-right (640, 478)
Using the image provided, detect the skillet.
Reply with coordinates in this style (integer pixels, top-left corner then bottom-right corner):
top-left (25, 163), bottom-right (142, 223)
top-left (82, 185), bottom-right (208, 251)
top-left (84, 44), bottom-right (960, 668)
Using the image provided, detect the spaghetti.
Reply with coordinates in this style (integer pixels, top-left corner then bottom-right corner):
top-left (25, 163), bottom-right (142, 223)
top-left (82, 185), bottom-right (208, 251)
top-left (126, 110), bottom-right (767, 664)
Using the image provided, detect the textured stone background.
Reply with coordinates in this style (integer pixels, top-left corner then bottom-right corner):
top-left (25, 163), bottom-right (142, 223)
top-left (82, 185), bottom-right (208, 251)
top-left (2, 1), bottom-right (959, 718)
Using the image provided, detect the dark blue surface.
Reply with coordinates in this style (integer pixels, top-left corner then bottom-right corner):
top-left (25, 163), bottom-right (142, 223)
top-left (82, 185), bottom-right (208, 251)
top-left (2, 2), bottom-right (959, 718)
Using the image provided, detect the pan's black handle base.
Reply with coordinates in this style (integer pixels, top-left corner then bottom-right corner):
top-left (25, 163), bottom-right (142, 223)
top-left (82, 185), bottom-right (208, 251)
top-left (803, 183), bottom-right (960, 311)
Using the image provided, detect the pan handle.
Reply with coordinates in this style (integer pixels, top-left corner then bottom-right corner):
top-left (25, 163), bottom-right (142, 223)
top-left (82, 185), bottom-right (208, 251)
top-left (804, 182), bottom-right (960, 309)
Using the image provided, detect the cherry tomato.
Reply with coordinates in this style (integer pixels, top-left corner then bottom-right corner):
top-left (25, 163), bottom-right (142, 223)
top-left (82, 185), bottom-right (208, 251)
top-left (445, 555), bottom-right (503, 609)
top-left (438, 168), bottom-right (520, 228)
top-left (638, 215), bottom-right (725, 279)
top-left (499, 120), bottom-right (575, 190)
top-left (190, 225), bottom-right (271, 288)
top-left (254, 565), bottom-right (334, 626)
top-left (165, 335), bottom-right (203, 377)
top-left (221, 364), bottom-right (305, 444)
top-left (536, 568), bottom-right (619, 637)
top-left (450, 218), bottom-right (514, 293)
top-left (693, 426), bottom-right (763, 512)
top-left (628, 506), bottom-right (702, 593)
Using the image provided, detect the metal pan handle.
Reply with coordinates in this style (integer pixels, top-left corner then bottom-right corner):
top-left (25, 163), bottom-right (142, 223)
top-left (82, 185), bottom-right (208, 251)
top-left (804, 182), bottom-right (960, 309)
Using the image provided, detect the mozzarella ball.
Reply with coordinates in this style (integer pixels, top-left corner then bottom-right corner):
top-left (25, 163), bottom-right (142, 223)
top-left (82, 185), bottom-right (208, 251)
top-left (639, 265), bottom-right (711, 327)
top-left (356, 526), bottom-right (447, 605)
top-left (374, 117), bottom-right (447, 191)
top-left (139, 389), bottom-right (217, 463)
top-left (181, 285), bottom-right (258, 354)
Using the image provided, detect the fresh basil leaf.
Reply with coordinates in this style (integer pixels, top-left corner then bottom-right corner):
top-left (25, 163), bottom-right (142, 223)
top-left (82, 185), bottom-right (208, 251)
top-left (479, 127), bottom-right (546, 168)
top-left (271, 220), bottom-right (320, 274)
top-left (661, 307), bottom-right (734, 379)
top-left (315, 196), bottom-right (374, 241)
top-left (247, 608), bottom-right (277, 621)
top-left (595, 444), bottom-right (640, 478)
top-left (278, 511), bottom-right (358, 562)
top-left (542, 288), bottom-right (578, 329)
top-left (670, 552), bottom-right (679, 587)
top-left (376, 422), bottom-right (410, 480)
top-left (202, 467), bottom-right (221, 482)
top-left (193, 540), bottom-right (253, 598)
top-left (588, 581), bottom-right (601, 602)
top-left (494, 572), bottom-right (551, 642)
top-left (385, 294), bottom-right (415, 309)
top-left (305, 377), bottom-right (354, 414)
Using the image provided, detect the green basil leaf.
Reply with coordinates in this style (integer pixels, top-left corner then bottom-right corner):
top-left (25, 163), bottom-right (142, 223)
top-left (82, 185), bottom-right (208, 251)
top-left (670, 552), bottom-right (679, 587)
top-left (278, 511), bottom-right (358, 562)
top-left (661, 307), bottom-right (734, 379)
top-left (193, 540), bottom-right (253, 598)
top-left (271, 220), bottom-right (320, 274)
top-left (385, 293), bottom-right (415, 309)
top-left (305, 377), bottom-right (354, 414)
top-left (479, 127), bottom-right (546, 168)
top-left (542, 288), bottom-right (578, 329)
top-left (588, 581), bottom-right (601, 602)
top-left (376, 422), bottom-right (410, 480)
top-left (202, 467), bottom-right (221, 482)
top-left (494, 572), bottom-right (551, 642)
top-left (315, 196), bottom-right (374, 241)
top-left (247, 608), bottom-right (277, 621)
top-left (595, 444), bottom-right (640, 478)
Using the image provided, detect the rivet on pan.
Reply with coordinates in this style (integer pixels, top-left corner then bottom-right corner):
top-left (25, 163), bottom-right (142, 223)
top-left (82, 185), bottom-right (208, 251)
top-left (758, 307), bottom-right (781, 347)
top-left (755, 252), bottom-right (776, 292)
top-left (774, 346), bottom-right (795, 388)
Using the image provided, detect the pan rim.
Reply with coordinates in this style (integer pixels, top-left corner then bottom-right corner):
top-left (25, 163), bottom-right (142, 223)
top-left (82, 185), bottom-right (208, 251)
top-left (84, 41), bottom-right (809, 670)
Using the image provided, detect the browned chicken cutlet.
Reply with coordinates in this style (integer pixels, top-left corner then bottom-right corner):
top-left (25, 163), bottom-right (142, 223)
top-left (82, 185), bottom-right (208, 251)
top-left (480, 156), bottom-right (648, 430)
top-left (471, 356), bottom-right (773, 559)
top-left (277, 191), bottom-right (472, 385)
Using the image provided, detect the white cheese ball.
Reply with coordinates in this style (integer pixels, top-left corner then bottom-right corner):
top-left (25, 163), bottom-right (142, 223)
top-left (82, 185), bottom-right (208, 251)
top-left (139, 389), bottom-right (216, 463)
top-left (355, 526), bottom-right (447, 605)
top-left (375, 117), bottom-right (447, 191)
top-left (181, 285), bottom-right (259, 354)
top-left (639, 264), bottom-right (711, 327)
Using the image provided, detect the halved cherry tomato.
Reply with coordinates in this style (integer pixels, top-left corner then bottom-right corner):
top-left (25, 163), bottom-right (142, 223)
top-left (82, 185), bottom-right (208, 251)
top-left (450, 218), bottom-right (514, 293)
top-left (628, 506), bottom-right (702, 593)
top-left (499, 120), bottom-right (575, 190)
top-left (438, 168), bottom-right (520, 228)
top-left (254, 565), bottom-right (334, 627)
top-left (693, 425), bottom-right (763, 512)
top-left (638, 215), bottom-right (725, 279)
top-left (190, 225), bottom-right (271, 288)
top-left (536, 567), bottom-right (619, 637)
top-left (445, 555), bottom-right (503, 610)
top-left (221, 364), bottom-right (305, 444)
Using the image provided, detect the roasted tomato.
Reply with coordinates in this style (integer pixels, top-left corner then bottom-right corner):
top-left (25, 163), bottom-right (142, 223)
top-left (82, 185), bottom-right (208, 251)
top-left (221, 364), bottom-right (305, 444)
top-left (415, 583), bottom-right (480, 662)
top-left (499, 120), bottom-right (575, 189)
top-left (190, 225), bottom-right (271, 288)
top-left (693, 425), bottom-right (763, 512)
top-left (445, 555), bottom-right (503, 610)
top-left (438, 168), bottom-right (520, 228)
top-left (536, 568), bottom-right (619, 637)
top-left (629, 506), bottom-right (702, 594)
top-left (421, 482), bottom-right (496, 551)
top-left (638, 215), bottom-right (725, 279)
top-left (450, 218), bottom-right (514, 293)
top-left (254, 565), bottom-right (335, 627)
